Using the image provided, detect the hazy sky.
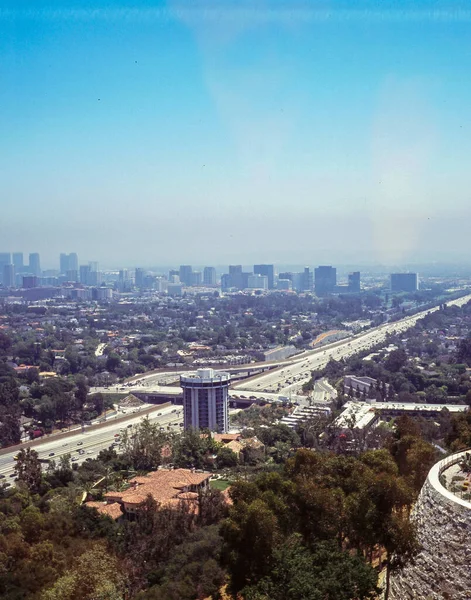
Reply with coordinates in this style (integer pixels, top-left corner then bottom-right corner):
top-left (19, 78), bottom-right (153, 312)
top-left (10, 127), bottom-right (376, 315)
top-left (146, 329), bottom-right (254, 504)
top-left (2, 1), bottom-right (471, 268)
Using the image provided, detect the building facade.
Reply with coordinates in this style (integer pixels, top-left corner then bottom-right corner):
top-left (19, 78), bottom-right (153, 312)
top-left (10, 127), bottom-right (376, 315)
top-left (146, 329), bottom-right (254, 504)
top-left (254, 264), bottom-right (275, 289)
top-left (203, 266), bottom-right (217, 285)
top-left (390, 272), bottom-right (418, 292)
top-left (180, 368), bottom-right (230, 432)
top-left (315, 265), bottom-right (337, 296)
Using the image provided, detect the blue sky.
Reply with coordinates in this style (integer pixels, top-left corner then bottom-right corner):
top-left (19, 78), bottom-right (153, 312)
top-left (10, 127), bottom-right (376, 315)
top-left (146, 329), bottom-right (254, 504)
top-left (2, 1), bottom-right (471, 268)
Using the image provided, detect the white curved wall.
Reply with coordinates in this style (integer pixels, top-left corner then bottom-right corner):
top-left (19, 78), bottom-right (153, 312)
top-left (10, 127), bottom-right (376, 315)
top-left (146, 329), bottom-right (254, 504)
top-left (391, 450), bottom-right (471, 600)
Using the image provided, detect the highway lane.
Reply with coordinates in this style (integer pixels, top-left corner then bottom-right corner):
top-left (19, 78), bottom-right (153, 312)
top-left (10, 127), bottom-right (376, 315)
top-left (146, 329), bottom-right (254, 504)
top-left (91, 293), bottom-right (471, 401)
top-left (0, 406), bottom-right (183, 481)
top-left (232, 293), bottom-right (471, 395)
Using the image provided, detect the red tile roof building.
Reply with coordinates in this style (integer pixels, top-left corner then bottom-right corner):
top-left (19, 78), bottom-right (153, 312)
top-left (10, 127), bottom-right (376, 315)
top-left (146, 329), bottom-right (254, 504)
top-left (86, 468), bottom-right (211, 519)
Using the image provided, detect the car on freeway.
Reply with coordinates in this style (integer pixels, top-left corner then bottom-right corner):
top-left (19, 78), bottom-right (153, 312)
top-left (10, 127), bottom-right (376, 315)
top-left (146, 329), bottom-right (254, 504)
top-left (9, 473), bottom-right (16, 477)
top-left (0, 474), bottom-right (5, 479)
top-left (49, 452), bottom-right (55, 457)
top-left (72, 457), bottom-right (78, 462)
top-left (77, 441), bottom-right (83, 445)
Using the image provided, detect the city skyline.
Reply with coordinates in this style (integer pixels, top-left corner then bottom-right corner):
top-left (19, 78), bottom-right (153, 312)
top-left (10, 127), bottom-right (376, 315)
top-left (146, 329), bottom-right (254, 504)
top-left (3, 1), bottom-right (471, 265)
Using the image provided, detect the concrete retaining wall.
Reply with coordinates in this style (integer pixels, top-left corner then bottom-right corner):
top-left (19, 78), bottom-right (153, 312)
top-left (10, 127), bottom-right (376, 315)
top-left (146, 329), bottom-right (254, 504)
top-left (390, 451), bottom-right (471, 600)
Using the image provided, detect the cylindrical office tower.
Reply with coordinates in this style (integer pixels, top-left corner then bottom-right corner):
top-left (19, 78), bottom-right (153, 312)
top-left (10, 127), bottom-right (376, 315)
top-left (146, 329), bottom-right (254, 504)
top-left (180, 368), bottom-right (230, 432)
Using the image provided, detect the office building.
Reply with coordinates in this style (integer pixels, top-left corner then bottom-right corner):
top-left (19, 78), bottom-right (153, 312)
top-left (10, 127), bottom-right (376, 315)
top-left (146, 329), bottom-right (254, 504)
top-left (88, 263), bottom-right (101, 286)
top-left (254, 264), bottom-right (275, 289)
top-left (228, 265), bottom-right (243, 290)
top-left (135, 268), bottom-right (146, 289)
top-left (221, 273), bottom-right (232, 292)
top-left (315, 265), bottom-right (337, 296)
top-left (180, 368), bottom-right (230, 433)
top-left (179, 265), bottom-right (193, 286)
top-left (0, 253), bottom-right (11, 285)
top-left (2, 264), bottom-right (15, 288)
top-left (278, 272), bottom-right (292, 281)
top-left (390, 273), bottom-right (418, 293)
top-left (277, 279), bottom-right (292, 291)
top-left (302, 267), bottom-right (313, 291)
top-left (29, 253), bottom-right (41, 277)
top-left (167, 282), bottom-right (184, 296)
top-left (348, 271), bottom-right (361, 293)
top-left (60, 253), bottom-right (78, 275)
top-left (12, 253), bottom-right (23, 273)
top-left (22, 275), bottom-right (38, 289)
top-left (247, 274), bottom-right (268, 290)
top-left (203, 266), bottom-right (217, 285)
top-left (191, 271), bottom-right (202, 286)
top-left (80, 265), bottom-right (91, 285)
top-left (65, 269), bottom-right (78, 282)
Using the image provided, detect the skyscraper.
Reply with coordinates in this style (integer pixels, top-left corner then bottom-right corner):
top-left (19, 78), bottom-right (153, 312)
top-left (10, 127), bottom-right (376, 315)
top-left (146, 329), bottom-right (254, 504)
top-left (302, 267), bottom-right (313, 291)
top-left (0, 253), bottom-right (11, 285)
top-left (348, 271), bottom-right (361, 293)
top-left (314, 266), bottom-right (337, 296)
top-left (29, 253), bottom-right (41, 277)
top-left (254, 264), bottom-right (275, 289)
top-left (79, 265), bottom-right (91, 285)
top-left (60, 253), bottom-right (79, 276)
top-left (203, 266), bottom-right (217, 285)
top-left (180, 369), bottom-right (230, 433)
top-left (2, 264), bottom-right (15, 288)
top-left (12, 253), bottom-right (23, 273)
top-left (179, 265), bottom-right (193, 286)
top-left (228, 265), bottom-right (243, 290)
top-left (135, 268), bottom-right (145, 289)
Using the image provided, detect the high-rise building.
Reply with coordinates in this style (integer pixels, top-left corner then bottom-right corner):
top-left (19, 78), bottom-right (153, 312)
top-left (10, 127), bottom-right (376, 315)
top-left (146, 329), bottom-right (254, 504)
top-left (29, 253), bottom-right (41, 277)
top-left (302, 267), bottom-right (313, 291)
top-left (348, 271), bottom-right (361, 293)
top-left (135, 268), bottom-right (146, 289)
top-left (60, 253), bottom-right (79, 275)
top-left (390, 273), bottom-right (418, 293)
top-left (191, 271), bottom-right (202, 286)
top-left (228, 265), bottom-right (243, 290)
top-left (221, 273), bottom-right (232, 292)
top-left (69, 253), bottom-right (78, 272)
top-left (179, 265), bottom-right (193, 286)
top-left (315, 265), bottom-right (337, 296)
top-left (203, 266), bottom-right (217, 285)
top-left (180, 368), bottom-right (230, 433)
top-left (80, 265), bottom-right (91, 285)
top-left (248, 274), bottom-right (268, 290)
top-left (3, 264), bottom-right (15, 288)
top-left (254, 264), bottom-right (275, 289)
top-left (0, 253), bottom-right (11, 285)
top-left (12, 253), bottom-right (24, 273)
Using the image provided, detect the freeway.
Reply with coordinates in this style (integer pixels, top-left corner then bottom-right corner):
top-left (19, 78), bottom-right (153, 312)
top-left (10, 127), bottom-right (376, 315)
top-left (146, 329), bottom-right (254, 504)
top-left (91, 293), bottom-right (471, 401)
top-left (232, 293), bottom-right (471, 396)
top-left (0, 405), bottom-right (183, 484)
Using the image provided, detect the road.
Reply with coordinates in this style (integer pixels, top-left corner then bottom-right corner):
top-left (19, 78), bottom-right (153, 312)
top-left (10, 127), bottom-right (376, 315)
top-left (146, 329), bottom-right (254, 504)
top-left (0, 405), bottom-right (183, 485)
top-left (232, 293), bottom-right (471, 395)
top-left (91, 293), bottom-right (471, 400)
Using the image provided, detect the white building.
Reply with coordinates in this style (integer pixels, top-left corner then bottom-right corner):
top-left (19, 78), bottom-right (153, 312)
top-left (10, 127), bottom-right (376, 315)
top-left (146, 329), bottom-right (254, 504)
top-left (180, 368), bottom-right (231, 432)
top-left (247, 274), bottom-right (268, 290)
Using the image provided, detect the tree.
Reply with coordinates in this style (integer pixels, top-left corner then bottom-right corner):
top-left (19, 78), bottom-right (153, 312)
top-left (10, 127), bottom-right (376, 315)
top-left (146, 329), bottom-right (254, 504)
top-left (14, 448), bottom-right (42, 493)
top-left (120, 418), bottom-right (168, 471)
top-left (216, 446), bottom-right (238, 468)
top-left (221, 498), bottom-right (280, 594)
top-left (385, 349), bottom-right (408, 373)
top-left (41, 543), bottom-right (125, 600)
top-left (243, 535), bottom-right (379, 600)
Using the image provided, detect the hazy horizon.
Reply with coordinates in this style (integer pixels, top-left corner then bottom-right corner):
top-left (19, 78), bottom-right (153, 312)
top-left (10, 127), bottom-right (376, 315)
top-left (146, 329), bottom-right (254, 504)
top-left (3, 1), bottom-right (471, 266)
